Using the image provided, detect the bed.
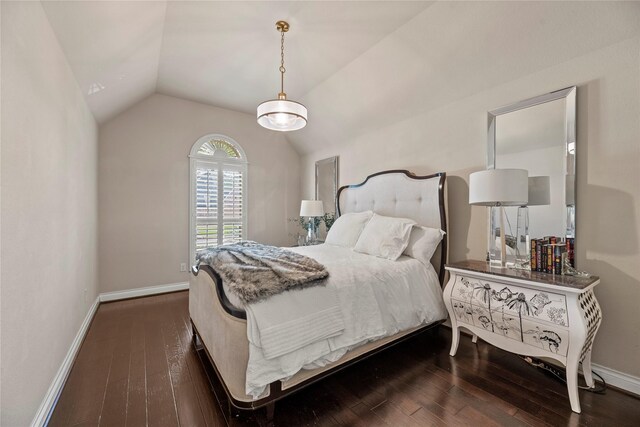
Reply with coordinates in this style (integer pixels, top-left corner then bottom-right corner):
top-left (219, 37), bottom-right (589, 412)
top-left (189, 169), bottom-right (448, 418)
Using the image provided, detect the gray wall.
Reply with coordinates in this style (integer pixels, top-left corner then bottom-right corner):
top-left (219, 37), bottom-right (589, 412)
top-left (1, 2), bottom-right (99, 425)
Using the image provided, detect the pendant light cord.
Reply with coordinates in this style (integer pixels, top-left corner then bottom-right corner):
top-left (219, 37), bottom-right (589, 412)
top-left (279, 29), bottom-right (286, 95)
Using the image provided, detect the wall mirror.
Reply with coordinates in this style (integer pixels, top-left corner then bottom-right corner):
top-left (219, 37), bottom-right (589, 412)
top-left (488, 86), bottom-right (576, 265)
top-left (315, 156), bottom-right (339, 216)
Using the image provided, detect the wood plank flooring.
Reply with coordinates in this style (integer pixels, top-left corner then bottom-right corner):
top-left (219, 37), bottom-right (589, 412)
top-left (48, 291), bottom-right (640, 426)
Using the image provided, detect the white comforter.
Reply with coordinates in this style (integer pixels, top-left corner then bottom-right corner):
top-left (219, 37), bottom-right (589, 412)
top-left (245, 284), bottom-right (345, 360)
top-left (242, 244), bottom-right (447, 398)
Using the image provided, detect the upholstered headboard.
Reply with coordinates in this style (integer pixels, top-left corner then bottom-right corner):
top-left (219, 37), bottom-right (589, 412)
top-left (337, 170), bottom-right (448, 285)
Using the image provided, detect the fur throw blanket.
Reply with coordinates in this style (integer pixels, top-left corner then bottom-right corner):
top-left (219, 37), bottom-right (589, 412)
top-left (196, 241), bottom-right (329, 304)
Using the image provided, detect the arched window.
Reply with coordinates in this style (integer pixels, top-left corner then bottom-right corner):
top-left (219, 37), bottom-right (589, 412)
top-left (189, 134), bottom-right (248, 261)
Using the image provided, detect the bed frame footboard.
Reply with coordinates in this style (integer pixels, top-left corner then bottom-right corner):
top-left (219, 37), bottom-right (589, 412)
top-left (190, 316), bottom-right (443, 420)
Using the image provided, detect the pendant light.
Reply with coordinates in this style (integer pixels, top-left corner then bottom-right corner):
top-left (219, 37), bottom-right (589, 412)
top-left (257, 21), bottom-right (308, 131)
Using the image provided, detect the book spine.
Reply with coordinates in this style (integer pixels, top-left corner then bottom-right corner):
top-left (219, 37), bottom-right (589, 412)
top-left (554, 245), bottom-right (562, 275)
top-left (536, 240), bottom-right (542, 272)
top-left (531, 239), bottom-right (537, 271)
top-left (568, 238), bottom-right (575, 267)
top-left (546, 244), bottom-right (553, 273)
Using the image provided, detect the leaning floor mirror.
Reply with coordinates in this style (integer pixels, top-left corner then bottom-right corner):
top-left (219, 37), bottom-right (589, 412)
top-left (315, 156), bottom-right (339, 239)
top-left (487, 86), bottom-right (576, 268)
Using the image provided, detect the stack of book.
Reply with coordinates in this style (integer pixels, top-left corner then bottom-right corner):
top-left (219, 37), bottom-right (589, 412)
top-left (530, 237), bottom-right (575, 274)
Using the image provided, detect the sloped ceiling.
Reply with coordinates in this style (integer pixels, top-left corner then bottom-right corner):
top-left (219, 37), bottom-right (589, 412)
top-left (41, 1), bottom-right (167, 123)
top-left (41, 0), bottom-right (431, 123)
top-left (41, 1), bottom-right (640, 154)
top-left (286, 1), bottom-right (640, 154)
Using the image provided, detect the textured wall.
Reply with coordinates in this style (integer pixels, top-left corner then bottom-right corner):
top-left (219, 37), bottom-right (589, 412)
top-left (1, 2), bottom-right (99, 425)
top-left (98, 94), bottom-right (301, 292)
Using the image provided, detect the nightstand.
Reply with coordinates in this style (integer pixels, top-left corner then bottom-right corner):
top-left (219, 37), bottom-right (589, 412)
top-left (444, 260), bottom-right (601, 413)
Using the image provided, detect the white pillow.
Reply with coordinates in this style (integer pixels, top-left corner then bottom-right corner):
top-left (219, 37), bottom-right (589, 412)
top-left (403, 225), bottom-right (446, 265)
top-left (324, 211), bottom-right (373, 248)
top-left (353, 214), bottom-right (416, 260)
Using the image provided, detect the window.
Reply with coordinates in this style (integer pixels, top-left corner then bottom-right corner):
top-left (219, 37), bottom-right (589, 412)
top-left (189, 135), bottom-right (247, 261)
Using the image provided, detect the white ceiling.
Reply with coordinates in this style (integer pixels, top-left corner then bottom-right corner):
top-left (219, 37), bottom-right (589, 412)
top-left (40, 1), bottom-right (640, 155)
top-left (41, 1), bottom-right (167, 123)
top-left (41, 0), bottom-right (432, 123)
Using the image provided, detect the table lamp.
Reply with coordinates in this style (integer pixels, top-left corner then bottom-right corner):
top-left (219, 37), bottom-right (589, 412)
top-left (469, 169), bottom-right (528, 267)
top-left (516, 176), bottom-right (551, 267)
top-left (300, 200), bottom-right (324, 244)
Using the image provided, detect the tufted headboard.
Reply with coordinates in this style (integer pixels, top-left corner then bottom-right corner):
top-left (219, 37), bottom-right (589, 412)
top-left (336, 170), bottom-right (447, 285)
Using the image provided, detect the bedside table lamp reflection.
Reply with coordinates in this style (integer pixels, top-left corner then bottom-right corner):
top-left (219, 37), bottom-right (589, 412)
top-left (515, 176), bottom-right (551, 268)
top-left (469, 169), bottom-right (528, 268)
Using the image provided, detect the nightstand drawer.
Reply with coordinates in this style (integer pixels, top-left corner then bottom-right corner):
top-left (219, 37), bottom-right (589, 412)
top-left (451, 274), bottom-right (569, 327)
top-left (520, 317), bottom-right (569, 356)
top-left (449, 297), bottom-right (570, 356)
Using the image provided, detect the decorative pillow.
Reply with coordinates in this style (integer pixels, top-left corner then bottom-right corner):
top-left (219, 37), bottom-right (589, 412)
top-left (353, 214), bottom-right (416, 260)
top-left (324, 211), bottom-right (373, 248)
top-left (403, 225), bottom-right (446, 265)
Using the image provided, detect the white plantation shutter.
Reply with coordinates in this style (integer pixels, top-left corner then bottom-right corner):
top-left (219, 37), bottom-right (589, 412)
top-left (222, 169), bottom-right (244, 244)
top-left (190, 135), bottom-right (247, 261)
top-left (195, 166), bottom-right (219, 251)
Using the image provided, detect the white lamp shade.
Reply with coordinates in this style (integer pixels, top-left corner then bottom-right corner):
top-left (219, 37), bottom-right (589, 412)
top-left (257, 99), bottom-right (307, 131)
top-left (300, 200), bottom-right (324, 217)
top-left (469, 169), bottom-right (528, 206)
top-left (528, 176), bottom-right (551, 206)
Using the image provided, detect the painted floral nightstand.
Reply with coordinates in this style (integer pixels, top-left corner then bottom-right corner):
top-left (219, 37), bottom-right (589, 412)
top-left (444, 260), bottom-right (601, 413)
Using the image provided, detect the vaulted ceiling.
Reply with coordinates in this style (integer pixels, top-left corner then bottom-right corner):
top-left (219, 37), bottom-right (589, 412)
top-left (41, 1), bottom-right (431, 123)
top-left (41, 1), bottom-right (640, 155)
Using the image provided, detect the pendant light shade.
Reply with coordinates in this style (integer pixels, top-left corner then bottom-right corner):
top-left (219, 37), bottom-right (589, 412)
top-left (257, 99), bottom-right (307, 131)
top-left (257, 21), bottom-right (307, 132)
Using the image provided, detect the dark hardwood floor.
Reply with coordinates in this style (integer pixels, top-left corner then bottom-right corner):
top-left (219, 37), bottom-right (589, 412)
top-left (48, 291), bottom-right (639, 426)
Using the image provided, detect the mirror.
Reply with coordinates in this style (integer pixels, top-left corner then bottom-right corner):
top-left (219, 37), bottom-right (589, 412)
top-left (315, 155), bottom-right (339, 216)
top-left (488, 87), bottom-right (576, 266)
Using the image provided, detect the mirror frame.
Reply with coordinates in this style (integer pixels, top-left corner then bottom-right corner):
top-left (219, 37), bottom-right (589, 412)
top-left (315, 156), bottom-right (339, 214)
top-left (487, 86), bottom-right (577, 262)
top-left (488, 86), bottom-right (576, 170)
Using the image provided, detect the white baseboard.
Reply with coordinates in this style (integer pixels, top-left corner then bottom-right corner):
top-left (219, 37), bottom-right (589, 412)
top-left (31, 297), bottom-right (100, 427)
top-left (32, 281), bottom-right (190, 426)
top-left (592, 363), bottom-right (640, 396)
top-left (99, 281), bottom-right (189, 302)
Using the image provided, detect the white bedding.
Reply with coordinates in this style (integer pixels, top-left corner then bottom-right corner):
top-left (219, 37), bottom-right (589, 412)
top-left (241, 243), bottom-right (447, 398)
top-left (245, 284), bottom-right (345, 360)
